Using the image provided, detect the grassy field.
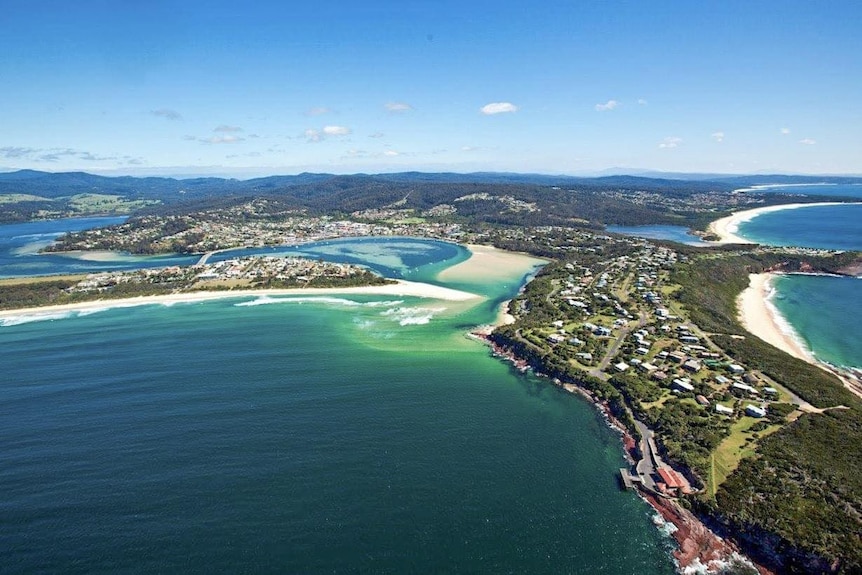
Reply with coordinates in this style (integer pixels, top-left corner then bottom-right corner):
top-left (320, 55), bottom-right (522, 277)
top-left (67, 194), bottom-right (157, 213)
top-left (0, 194), bottom-right (51, 204)
top-left (708, 416), bottom-right (782, 496)
top-left (0, 274), bottom-right (87, 286)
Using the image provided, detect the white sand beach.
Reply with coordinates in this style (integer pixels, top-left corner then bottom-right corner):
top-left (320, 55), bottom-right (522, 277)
top-left (707, 202), bottom-right (848, 244)
top-left (738, 273), bottom-right (862, 399)
top-left (0, 279), bottom-right (481, 321)
top-left (736, 273), bottom-right (814, 362)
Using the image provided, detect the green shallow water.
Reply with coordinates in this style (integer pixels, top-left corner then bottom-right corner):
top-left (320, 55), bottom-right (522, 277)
top-left (0, 237), bottom-right (677, 574)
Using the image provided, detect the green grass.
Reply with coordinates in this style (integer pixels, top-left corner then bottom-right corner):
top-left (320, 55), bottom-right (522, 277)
top-left (0, 193), bottom-right (51, 204)
top-left (67, 193), bottom-right (158, 213)
top-left (708, 416), bottom-right (781, 496)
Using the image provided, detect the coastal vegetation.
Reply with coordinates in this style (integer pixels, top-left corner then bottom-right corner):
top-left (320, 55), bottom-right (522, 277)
top-left (0, 257), bottom-right (391, 311)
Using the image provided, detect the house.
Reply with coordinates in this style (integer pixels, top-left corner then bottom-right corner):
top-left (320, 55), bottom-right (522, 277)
top-left (731, 382), bottom-right (758, 396)
top-left (714, 375), bottom-right (730, 385)
top-left (614, 361), bottom-right (630, 372)
top-left (679, 335), bottom-right (700, 344)
top-left (671, 378), bottom-right (695, 393)
top-left (547, 333), bottom-right (566, 344)
top-left (728, 364), bottom-right (745, 375)
top-left (745, 405), bottom-right (767, 418)
top-left (637, 362), bottom-right (658, 373)
top-left (715, 404), bottom-right (735, 416)
top-left (652, 370), bottom-right (669, 381)
top-left (635, 346), bottom-right (650, 355)
top-left (696, 395), bottom-right (710, 406)
top-left (575, 352), bottom-right (593, 362)
top-left (763, 387), bottom-right (779, 398)
top-left (668, 351), bottom-right (687, 364)
top-left (682, 359), bottom-right (702, 373)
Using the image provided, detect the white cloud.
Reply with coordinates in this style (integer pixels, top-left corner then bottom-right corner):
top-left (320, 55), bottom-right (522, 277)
top-left (480, 102), bottom-right (519, 115)
top-left (323, 125), bottom-right (351, 136)
top-left (214, 125), bottom-right (243, 133)
top-left (799, 138), bottom-right (816, 145)
top-left (711, 131), bottom-right (725, 143)
top-left (781, 127), bottom-right (791, 135)
top-left (304, 126), bottom-right (351, 142)
top-left (305, 107), bottom-right (331, 116)
top-left (595, 99), bottom-right (619, 112)
top-left (461, 146), bottom-right (479, 152)
top-left (658, 137), bottom-right (682, 149)
top-left (385, 102), bottom-right (413, 112)
top-left (637, 99), bottom-right (648, 106)
top-left (383, 150), bottom-right (400, 157)
top-left (203, 135), bottom-right (244, 144)
top-left (368, 132), bottom-right (385, 139)
top-left (151, 108), bottom-right (182, 121)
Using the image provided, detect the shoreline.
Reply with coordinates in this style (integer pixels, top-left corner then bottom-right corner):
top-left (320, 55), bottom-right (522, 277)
top-left (737, 273), bottom-right (862, 399)
top-left (0, 279), bottom-right (482, 321)
top-left (477, 334), bottom-right (770, 574)
top-left (707, 202), bottom-right (849, 244)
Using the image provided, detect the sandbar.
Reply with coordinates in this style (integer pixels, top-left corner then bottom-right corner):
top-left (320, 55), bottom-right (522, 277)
top-left (707, 202), bottom-right (848, 244)
top-left (438, 244), bottom-right (546, 283)
top-left (0, 279), bottom-right (481, 321)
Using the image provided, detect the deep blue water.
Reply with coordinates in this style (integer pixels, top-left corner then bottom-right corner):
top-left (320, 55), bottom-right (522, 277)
top-left (736, 203), bottom-right (862, 251)
top-left (0, 220), bottom-right (677, 574)
top-left (734, 183), bottom-right (862, 199)
top-left (606, 225), bottom-right (711, 246)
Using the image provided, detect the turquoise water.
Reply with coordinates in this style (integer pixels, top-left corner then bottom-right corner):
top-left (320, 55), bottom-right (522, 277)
top-left (736, 201), bottom-right (862, 370)
top-left (770, 274), bottom-right (862, 369)
top-left (0, 220), bottom-right (676, 574)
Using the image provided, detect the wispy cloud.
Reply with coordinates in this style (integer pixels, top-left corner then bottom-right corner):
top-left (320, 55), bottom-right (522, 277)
top-left (214, 125), bottom-right (243, 133)
top-left (0, 146), bottom-right (35, 158)
top-left (340, 148), bottom-right (404, 161)
top-left (711, 131), bottom-right (725, 143)
top-left (304, 125), bottom-right (352, 142)
top-left (385, 102), bottom-right (413, 113)
top-left (480, 102), bottom-right (518, 115)
top-left (658, 137), bottom-right (682, 149)
top-left (595, 99), bottom-right (619, 112)
top-left (151, 108), bottom-right (182, 121)
top-left (305, 107), bottom-right (332, 116)
top-left (0, 146), bottom-right (142, 164)
top-left (799, 138), bottom-right (816, 145)
top-left (202, 135), bottom-right (244, 144)
top-left (368, 132), bottom-right (385, 139)
top-left (781, 127), bottom-right (791, 135)
top-left (323, 125), bottom-right (351, 136)
top-left (637, 99), bottom-right (648, 106)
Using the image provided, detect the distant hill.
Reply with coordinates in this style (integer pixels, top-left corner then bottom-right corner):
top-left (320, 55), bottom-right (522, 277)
top-left (2, 168), bottom-right (860, 224)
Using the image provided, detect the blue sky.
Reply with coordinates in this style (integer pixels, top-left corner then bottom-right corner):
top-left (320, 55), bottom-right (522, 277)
top-left (1, 1), bottom-right (860, 177)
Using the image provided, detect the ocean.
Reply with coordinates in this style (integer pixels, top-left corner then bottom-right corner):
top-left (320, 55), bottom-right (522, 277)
top-left (0, 219), bottom-right (677, 574)
top-left (734, 190), bottom-right (862, 371)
